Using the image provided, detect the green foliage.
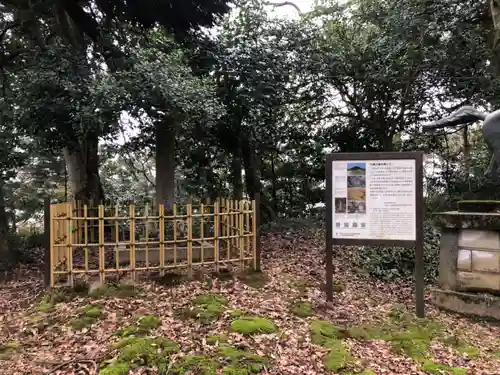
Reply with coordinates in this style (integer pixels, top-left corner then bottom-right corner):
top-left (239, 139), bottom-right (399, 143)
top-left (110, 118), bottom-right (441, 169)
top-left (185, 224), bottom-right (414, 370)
top-left (358, 220), bottom-right (440, 281)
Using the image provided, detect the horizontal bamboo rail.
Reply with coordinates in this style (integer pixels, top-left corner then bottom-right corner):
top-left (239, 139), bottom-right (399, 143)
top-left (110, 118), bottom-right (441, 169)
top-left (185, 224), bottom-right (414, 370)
top-left (45, 198), bottom-right (260, 288)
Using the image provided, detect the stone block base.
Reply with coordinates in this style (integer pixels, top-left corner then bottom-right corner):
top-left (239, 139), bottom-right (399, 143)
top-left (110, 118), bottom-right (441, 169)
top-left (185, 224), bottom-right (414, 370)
top-left (430, 288), bottom-right (500, 320)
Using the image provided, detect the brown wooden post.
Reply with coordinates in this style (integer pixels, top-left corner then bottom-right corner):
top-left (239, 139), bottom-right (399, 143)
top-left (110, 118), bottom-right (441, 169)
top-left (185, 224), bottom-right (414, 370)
top-left (43, 198), bottom-right (51, 288)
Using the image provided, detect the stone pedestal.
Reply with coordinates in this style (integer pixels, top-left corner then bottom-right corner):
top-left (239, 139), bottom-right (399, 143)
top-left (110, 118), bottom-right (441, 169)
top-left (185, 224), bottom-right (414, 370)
top-left (433, 211), bottom-right (500, 294)
top-left (431, 204), bottom-right (500, 319)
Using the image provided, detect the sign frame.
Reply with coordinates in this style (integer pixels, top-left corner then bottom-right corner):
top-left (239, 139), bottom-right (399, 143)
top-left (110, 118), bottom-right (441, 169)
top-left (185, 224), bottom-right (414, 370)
top-left (325, 151), bottom-right (425, 317)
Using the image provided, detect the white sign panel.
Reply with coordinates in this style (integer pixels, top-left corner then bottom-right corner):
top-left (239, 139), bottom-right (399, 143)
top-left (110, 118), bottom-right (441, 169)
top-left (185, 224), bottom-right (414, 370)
top-left (331, 159), bottom-right (417, 241)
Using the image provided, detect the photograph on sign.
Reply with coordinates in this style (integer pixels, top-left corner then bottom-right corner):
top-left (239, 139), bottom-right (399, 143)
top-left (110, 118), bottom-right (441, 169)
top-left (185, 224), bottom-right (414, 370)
top-left (331, 159), bottom-right (416, 242)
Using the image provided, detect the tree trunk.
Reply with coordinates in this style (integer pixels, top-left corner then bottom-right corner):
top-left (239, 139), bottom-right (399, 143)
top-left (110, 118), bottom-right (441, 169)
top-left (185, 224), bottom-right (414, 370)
top-left (241, 137), bottom-right (276, 222)
top-left (230, 154), bottom-right (243, 200)
top-left (155, 117), bottom-right (177, 207)
top-left (63, 134), bottom-right (104, 203)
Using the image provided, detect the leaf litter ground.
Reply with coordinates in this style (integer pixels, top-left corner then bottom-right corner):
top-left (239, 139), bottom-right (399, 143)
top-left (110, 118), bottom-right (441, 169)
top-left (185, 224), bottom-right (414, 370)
top-left (1, 232), bottom-right (500, 375)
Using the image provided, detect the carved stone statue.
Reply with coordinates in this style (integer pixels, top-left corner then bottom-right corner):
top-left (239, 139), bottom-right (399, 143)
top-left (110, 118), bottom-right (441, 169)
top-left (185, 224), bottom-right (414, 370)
top-left (423, 106), bottom-right (500, 180)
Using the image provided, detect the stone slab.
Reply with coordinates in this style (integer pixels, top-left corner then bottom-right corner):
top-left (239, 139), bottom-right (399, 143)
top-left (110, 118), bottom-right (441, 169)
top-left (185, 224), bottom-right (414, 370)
top-left (471, 250), bottom-right (500, 273)
top-left (456, 249), bottom-right (472, 271)
top-left (433, 211), bottom-right (500, 230)
top-left (430, 288), bottom-right (500, 320)
top-left (457, 271), bottom-right (500, 292)
top-left (458, 229), bottom-right (500, 250)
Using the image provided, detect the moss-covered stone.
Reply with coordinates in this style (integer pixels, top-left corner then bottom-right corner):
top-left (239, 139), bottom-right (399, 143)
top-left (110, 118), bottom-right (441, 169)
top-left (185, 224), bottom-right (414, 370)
top-left (231, 316), bottom-right (277, 335)
top-left (207, 334), bottom-right (229, 345)
top-left (291, 300), bottom-right (313, 317)
top-left (70, 304), bottom-right (104, 330)
top-left (420, 360), bottom-right (466, 375)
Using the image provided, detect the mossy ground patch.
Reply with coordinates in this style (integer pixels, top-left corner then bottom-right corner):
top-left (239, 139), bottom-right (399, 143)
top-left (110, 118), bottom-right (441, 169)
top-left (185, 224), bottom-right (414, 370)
top-left (231, 316), bottom-right (277, 335)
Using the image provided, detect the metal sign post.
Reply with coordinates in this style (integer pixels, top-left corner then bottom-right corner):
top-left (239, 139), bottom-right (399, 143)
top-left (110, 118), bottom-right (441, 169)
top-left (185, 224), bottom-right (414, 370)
top-left (325, 151), bottom-right (425, 318)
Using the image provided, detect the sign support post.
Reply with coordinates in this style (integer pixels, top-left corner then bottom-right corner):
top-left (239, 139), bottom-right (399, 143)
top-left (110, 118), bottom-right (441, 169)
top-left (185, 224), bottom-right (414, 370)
top-left (325, 151), bottom-right (425, 318)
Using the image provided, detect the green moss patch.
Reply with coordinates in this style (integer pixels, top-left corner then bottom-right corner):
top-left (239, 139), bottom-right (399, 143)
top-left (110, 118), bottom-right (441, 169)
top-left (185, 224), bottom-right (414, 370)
top-left (310, 320), bottom-right (341, 346)
top-left (238, 270), bottom-right (269, 289)
top-left (218, 345), bottom-right (268, 374)
top-left (420, 360), bottom-right (466, 375)
top-left (171, 354), bottom-right (219, 374)
top-left (323, 340), bottom-right (352, 372)
top-left (207, 334), bottom-right (229, 345)
top-left (231, 316), bottom-right (277, 335)
top-left (309, 320), bottom-right (354, 371)
top-left (291, 300), bottom-right (313, 317)
top-left (0, 341), bottom-right (20, 360)
top-left (230, 309), bottom-right (246, 317)
top-left (89, 283), bottom-right (137, 299)
top-left (115, 314), bottom-right (161, 337)
top-left (102, 337), bottom-right (179, 373)
top-left (70, 304), bottom-right (104, 330)
top-left (183, 294), bottom-right (228, 324)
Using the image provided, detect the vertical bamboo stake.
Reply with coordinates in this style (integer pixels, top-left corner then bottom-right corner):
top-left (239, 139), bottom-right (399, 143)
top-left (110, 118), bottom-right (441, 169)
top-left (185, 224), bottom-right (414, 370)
top-left (145, 203), bottom-right (149, 269)
top-left (90, 200), bottom-right (95, 244)
top-left (115, 205), bottom-right (119, 272)
top-left (245, 200), bottom-right (250, 264)
top-left (187, 203), bottom-right (193, 277)
top-left (239, 200), bottom-right (244, 269)
top-left (225, 199), bottom-right (230, 261)
top-left (66, 203), bottom-right (73, 287)
top-left (173, 204), bottom-right (177, 265)
top-left (49, 204), bottom-right (55, 288)
top-left (159, 204), bottom-right (165, 276)
top-left (200, 202), bottom-right (204, 264)
top-left (84, 205), bottom-right (89, 281)
top-left (98, 204), bottom-right (105, 284)
top-left (252, 198), bottom-right (258, 271)
top-left (129, 205), bottom-right (136, 281)
top-left (214, 199), bottom-right (220, 273)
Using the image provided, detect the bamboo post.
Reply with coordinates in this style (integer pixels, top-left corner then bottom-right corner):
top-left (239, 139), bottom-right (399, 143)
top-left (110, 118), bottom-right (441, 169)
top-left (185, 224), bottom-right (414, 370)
top-left (84, 205), bottom-right (89, 282)
top-left (44, 198), bottom-right (52, 288)
top-left (239, 200), bottom-right (244, 270)
top-left (114, 205), bottom-right (119, 273)
top-left (159, 203), bottom-right (165, 276)
top-left (245, 200), bottom-right (250, 266)
top-left (129, 205), bottom-right (136, 281)
top-left (173, 204), bottom-right (177, 265)
top-left (145, 203), bottom-right (149, 269)
top-left (66, 203), bottom-right (73, 287)
top-left (98, 204), bottom-right (105, 284)
top-left (214, 199), bottom-right (220, 273)
top-left (200, 202), bottom-right (204, 264)
top-left (187, 203), bottom-right (193, 277)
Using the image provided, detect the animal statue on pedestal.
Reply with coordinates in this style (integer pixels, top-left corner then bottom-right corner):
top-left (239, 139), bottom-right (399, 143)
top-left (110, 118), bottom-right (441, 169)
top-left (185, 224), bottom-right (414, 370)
top-left (422, 106), bottom-right (500, 181)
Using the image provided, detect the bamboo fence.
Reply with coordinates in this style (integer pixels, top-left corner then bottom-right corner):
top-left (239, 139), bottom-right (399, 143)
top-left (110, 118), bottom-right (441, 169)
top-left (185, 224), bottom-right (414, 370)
top-left (45, 198), bottom-right (260, 288)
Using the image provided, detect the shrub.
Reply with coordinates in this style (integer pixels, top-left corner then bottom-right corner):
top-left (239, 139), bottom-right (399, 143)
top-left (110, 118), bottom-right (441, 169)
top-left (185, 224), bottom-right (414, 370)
top-left (358, 220), bottom-right (439, 282)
